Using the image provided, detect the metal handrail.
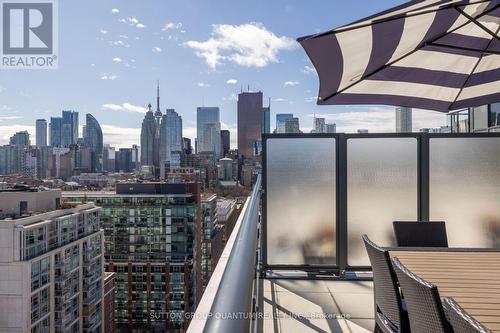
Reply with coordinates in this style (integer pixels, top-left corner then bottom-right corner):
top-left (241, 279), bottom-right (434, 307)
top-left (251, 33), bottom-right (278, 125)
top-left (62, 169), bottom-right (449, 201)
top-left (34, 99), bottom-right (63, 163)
top-left (187, 174), bottom-right (261, 333)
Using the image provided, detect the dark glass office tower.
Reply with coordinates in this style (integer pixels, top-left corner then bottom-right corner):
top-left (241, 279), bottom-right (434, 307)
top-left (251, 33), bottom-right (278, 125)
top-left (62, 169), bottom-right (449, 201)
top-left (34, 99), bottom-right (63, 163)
top-left (220, 130), bottom-right (230, 157)
top-left (237, 91), bottom-right (267, 159)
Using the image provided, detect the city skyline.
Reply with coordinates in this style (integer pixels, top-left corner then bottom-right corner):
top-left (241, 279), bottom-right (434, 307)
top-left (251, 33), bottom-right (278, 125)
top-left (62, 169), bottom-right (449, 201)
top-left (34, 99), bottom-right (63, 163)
top-left (0, 0), bottom-right (448, 149)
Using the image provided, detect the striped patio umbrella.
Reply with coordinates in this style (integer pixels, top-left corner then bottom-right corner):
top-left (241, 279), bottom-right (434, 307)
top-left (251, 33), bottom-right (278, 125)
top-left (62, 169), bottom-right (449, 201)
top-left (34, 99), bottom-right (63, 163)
top-left (298, 0), bottom-right (500, 112)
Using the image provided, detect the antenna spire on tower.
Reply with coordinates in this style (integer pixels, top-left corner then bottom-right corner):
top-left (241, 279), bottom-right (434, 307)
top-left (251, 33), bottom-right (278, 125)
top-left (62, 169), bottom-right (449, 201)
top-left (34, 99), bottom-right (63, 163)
top-left (156, 80), bottom-right (160, 113)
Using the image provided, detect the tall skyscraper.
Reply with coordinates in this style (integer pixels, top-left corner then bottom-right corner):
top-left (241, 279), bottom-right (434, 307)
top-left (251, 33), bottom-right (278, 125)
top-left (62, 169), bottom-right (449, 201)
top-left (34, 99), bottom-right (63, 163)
top-left (197, 107), bottom-right (221, 158)
top-left (396, 106), bottom-right (412, 132)
top-left (237, 91), bottom-right (267, 159)
top-left (115, 148), bottom-right (134, 172)
top-left (9, 131), bottom-right (30, 146)
top-left (285, 117), bottom-right (300, 133)
top-left (36, 119), bottom-right (47, 146)
top-left (276, 113), bottom-right (294, 134)
top-left (263, 104), bottom-right (271, 134)
top-left (140, 104), bottom-right (157, 167)
top-left (314, 117), bottom-right (326, 133)
top-left (326, 123), bottom-right (337, 133)
top-left (154, 82), bottom-right (163, 169)
top-left (159, 109), bottom-right (183, 163)
top-left (132, 144), bottom-right (140, 170)
top-left (220, 130), bottom-right (230, 157)
top-left (49, 117), bottom-right (62, 147)
top-left (61, 110), bottom-right (79, 146)
top-left (84, 113), bottom-right (103, 172)
top-left (183, 137), bottom-right (192, 155)
top-left (103, 144), bottom-right (116, 172)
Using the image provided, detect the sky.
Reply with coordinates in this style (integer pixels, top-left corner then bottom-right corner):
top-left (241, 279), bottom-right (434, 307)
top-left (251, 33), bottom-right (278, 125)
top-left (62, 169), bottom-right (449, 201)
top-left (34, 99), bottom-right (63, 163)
top-left (0, 0), bottom-right (449, 148)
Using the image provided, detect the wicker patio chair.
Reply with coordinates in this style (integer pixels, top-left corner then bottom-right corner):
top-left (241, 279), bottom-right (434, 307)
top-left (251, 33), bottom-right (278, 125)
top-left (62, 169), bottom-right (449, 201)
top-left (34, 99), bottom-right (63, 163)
top-left (443, 297), bottom-right (492, 333)
top-left (362, 235), bottom-right (410, 333)
top-left (392, 257), bottom-right (452, 333)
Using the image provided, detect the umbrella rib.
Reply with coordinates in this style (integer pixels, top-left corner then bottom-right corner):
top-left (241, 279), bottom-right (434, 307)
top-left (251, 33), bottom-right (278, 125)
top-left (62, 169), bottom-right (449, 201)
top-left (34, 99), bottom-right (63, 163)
top-left (449, 22), bottom-right (500, 110)
top-left (454, 6), bottom-right (500, 41)
top-left (320, 3), bottom-right (500, 104)
top-left (428, 42), bottom-right (500, 55)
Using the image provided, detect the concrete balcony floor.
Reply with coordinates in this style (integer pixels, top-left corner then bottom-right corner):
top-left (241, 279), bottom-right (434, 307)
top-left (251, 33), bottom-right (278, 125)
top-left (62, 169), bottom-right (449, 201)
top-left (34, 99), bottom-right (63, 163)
top-left (258, 273), bottom-right (374, 333)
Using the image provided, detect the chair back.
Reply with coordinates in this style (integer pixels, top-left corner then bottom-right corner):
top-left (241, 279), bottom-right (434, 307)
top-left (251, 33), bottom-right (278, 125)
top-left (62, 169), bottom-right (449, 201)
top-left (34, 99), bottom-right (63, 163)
top-left (363, 235), bottom-right (406, 332)
top-left (443, 297), bottom-right (492, 333)
top-left (393, 221), bottom-right (448, 247)
top-left (392, 257), bottom-right (451, 333)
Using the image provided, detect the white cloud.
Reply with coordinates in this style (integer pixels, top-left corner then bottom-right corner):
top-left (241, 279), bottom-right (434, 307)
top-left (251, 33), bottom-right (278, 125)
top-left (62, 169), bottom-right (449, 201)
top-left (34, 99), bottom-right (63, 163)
top-left (0, 86), bottom-right (4, 93)
top-left (184, 22), bottom-right (296, 69)
top-left (301, 65), bottom-right (316, 75)
top-left (273, 98), bottom-right (286, 102)
top-left (100, 73), bottom-right (118, 80)
top-left (101, 125), bottom-right (140, 149)
top-left (111, 40), bottom-right (130, 48)
top-left (111, 8), bottom-right (120, 14)
top-left (0, 125), bottom-right (35, 145)
top-left (102, 103), bottom-right (148, 114)
top-left (197, 82), bottom-right (210, 88)
top-left (304, 96), bottom-right (318, 103)
top-left (162, 22), bottom-right (182, 31)
top-left (112, 57), bottom-right (122, 63)
top-left (100, 29), bottom-right (108, 35)
top-left (284, 80), bottom-right (299, 87)
top-left (152, 47), bottom-right (162, 53)
top-left (120, 17), bottom-right (146, 29)
top-left (226, 79), bottom-right (237, 85)
top-left (119, 34), bottom-right (129, 39)
top-left (0, 115), bottom-right (24, 121)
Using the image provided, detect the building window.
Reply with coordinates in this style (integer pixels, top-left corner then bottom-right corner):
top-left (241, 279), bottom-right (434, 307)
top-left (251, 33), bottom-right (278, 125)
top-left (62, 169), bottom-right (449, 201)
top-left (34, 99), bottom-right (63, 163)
top-left (31, 258), bottom-right (50, 291)
top-left (31, 286), bottom-right (50, 323)
top-left (490, 103), bottom-right (500, 127)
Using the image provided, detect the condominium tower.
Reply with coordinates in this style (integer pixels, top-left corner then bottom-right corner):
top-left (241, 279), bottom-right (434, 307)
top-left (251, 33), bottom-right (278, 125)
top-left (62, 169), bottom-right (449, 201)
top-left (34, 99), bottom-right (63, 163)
top-left (197, 107), bottom-right (221, 158)
top-left (0, 187), bottom-right (104, 333)
top-left (396, 106), bottom-right (413, 132)
top-left (36, 119), bottom-right (48, 146)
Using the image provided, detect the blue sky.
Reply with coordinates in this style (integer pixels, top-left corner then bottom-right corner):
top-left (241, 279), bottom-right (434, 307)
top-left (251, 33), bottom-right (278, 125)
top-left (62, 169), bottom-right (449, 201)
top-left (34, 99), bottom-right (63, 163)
top-left (0, 0), bottom-right (448, 148)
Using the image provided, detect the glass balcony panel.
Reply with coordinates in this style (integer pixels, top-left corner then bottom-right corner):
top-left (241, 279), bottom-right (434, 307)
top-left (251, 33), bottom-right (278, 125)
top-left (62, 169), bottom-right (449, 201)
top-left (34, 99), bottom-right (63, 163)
top-left (347, 138), bottom-right (418, 266)
top-left (266, 138), bottom-right (336, 265)
top-left (430, 137), bottom-right (500, 247)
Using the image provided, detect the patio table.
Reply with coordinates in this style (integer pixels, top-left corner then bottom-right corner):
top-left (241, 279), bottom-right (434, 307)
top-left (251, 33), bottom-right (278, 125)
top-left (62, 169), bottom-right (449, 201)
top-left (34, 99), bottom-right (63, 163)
top-left (390, 250), bottom-right (500, 332)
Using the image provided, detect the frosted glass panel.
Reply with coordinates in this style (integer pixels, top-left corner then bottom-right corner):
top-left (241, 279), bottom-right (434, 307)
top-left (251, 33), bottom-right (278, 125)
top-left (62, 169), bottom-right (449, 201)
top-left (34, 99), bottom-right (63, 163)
top-left (266, 138), bottom-right (336, 265)
top-left (430, 137), bottom-right (500, 248)
top-left (347, 138), bottom-right (418, 266)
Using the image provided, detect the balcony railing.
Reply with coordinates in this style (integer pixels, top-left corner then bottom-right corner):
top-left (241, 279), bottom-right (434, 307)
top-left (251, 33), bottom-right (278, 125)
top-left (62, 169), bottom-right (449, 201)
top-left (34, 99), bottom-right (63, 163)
top-left (262, 132), bottom-right (500, 272)
top-left (187, 174), bottom-right (261, 333)
top-left (189, 132), bottom-right (500, 333)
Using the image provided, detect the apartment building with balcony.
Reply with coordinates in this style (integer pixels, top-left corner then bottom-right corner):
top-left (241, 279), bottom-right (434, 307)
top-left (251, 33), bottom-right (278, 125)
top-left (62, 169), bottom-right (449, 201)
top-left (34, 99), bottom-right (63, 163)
top-left (63, 182), bottom-right (203, 332)
top-left (200, 193), bottom-right (221, 291)
top-left (0, 196), bottom-right (104, 333)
